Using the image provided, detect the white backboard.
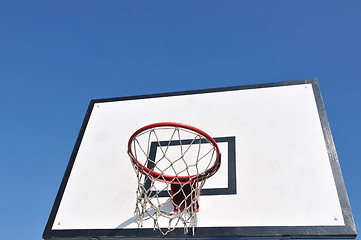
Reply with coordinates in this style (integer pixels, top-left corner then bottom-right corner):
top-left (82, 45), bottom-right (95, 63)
top-left (43, 79), bottom-right (357, 239)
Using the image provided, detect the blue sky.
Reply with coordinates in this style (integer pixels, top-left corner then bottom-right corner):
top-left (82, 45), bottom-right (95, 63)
top-left (0, 1), bottom-right (360, 239)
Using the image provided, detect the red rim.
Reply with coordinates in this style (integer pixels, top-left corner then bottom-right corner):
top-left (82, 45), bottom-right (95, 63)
top-left (127, 122), bottom-right (221, 183)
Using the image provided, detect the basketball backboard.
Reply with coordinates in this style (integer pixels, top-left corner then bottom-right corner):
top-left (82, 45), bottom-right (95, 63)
top-left (43, 79), bottom-right (357, 239)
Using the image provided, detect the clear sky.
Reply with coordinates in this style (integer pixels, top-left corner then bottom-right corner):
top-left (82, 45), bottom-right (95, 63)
top-left (0, 1), bottom-right (360, 240)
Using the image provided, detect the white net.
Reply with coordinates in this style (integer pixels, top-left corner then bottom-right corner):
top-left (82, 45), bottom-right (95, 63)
top-left (128, 124), bottom-right (220, 235)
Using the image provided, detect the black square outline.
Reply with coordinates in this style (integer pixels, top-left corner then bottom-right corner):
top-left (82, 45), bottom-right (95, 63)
top-left (144, 136), bottom-right (236, 197)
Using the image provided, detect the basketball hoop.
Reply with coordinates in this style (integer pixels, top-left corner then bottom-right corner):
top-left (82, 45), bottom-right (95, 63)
top-left (127, 122), bottom-right (221, 235)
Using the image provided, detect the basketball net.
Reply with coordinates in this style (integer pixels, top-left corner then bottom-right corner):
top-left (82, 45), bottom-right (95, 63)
top-left (128, 123), bottom-right (221, 235)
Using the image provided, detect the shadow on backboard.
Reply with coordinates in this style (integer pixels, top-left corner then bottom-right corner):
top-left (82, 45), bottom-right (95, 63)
top-left (117, 198), bottom-right (189, 229)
